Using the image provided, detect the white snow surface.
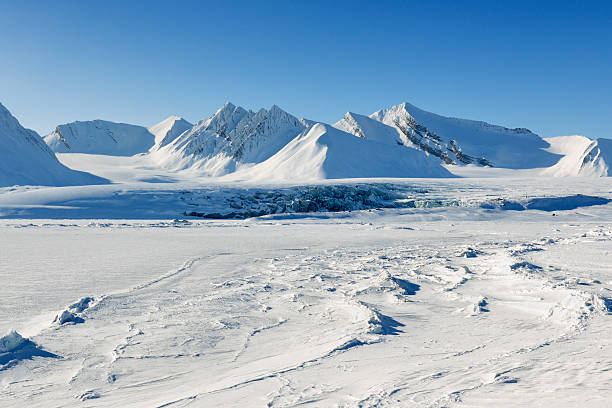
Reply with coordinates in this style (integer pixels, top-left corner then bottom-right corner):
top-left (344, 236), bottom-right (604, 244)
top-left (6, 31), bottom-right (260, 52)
top-left (150, 103), bottom-right (308, 176)
top-left (3, 99), bottom-right (612, 406)
top-left (227, 123), bottom-right (454, 181)
top-left (44, 120), bottom-right (156, 156)
top-left (334, 111), bottom-right (404, 146)
top-left (0, 331), bottom-right (26, 353)
top-left (148, 116), bottom-right (193, 150)
top-left (17, 99), bottom-right (611, 182)
top-left (0, 103), bottom-right (105, 187)
top-left (370, 102), bottom-right (562, 169)
top-left (543, 135), bottom-right (612, 177)
top-left (0, 182), bottom-right (611, 407)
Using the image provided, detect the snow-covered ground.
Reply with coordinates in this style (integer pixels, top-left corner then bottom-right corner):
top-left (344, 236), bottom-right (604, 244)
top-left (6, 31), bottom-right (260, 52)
top-left (1, 176), bottom-right (611, 407)
top-left (2, 100), bottom-right (612, 406)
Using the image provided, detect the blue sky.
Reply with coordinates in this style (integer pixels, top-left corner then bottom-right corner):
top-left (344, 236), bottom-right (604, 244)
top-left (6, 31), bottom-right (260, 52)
top-left (1, 0), bottom-right (610, 138)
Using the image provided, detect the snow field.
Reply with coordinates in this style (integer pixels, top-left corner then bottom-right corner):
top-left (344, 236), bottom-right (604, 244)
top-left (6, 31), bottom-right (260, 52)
top-left (1, 210), bottom-right (611, 407)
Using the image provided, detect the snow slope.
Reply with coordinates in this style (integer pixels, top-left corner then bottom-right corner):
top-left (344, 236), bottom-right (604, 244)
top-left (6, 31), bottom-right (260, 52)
top-left (334, 112), bottom-right (404, 146)
top-left (226, 123), bottom-right (454, 181)
top-left (151, 102), bottom-right (307, 176)
top-left (44, 120), bottom-right (156, 156)
top-left (543, 135), bottom-right (612, 177)
top-left (148, 116), bottom-right (192, 150)
top-left (371, 102), bottom-right (562, 169)
top-left (0, 103), bottom-right (106, 187)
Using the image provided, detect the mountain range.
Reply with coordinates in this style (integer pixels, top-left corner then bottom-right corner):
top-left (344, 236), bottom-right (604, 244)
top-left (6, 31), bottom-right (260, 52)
top-left (0, 100), bottom-right (609, 187)
top-left (0, 103), bottom-right (106, 187)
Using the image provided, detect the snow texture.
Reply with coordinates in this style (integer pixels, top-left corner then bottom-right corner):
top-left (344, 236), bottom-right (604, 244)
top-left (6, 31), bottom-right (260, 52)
top-left (2, 98), bottom-right (612, 407)
top-left (0, 196), bottom-right (611, 406)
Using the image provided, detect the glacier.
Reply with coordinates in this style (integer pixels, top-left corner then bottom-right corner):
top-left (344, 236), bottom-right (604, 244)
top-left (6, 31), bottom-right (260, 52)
top-left (1, 98), bottom-right (612, 407)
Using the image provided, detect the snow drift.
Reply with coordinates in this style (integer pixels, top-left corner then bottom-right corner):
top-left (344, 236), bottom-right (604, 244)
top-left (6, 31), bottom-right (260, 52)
top-left (0, 330), bottom-right (59, 369)
top-left (226, 123), bottom-right (454, 181)
top-left (45, 120), bottom-right (156, 156)
top-left (0, 102), bottom-right (106, 187)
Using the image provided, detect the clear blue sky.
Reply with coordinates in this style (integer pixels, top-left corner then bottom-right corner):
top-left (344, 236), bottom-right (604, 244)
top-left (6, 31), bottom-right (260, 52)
top-left (1, 0), bottom-right (610, 138)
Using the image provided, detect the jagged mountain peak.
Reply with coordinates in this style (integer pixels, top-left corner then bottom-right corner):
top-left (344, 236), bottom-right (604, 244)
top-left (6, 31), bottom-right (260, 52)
top-left (204, 102), bottom-right (249, 132)
top-left (268, 104), bottom-right (291, 117)
top-left (151, 103), bottom-right (307, 176)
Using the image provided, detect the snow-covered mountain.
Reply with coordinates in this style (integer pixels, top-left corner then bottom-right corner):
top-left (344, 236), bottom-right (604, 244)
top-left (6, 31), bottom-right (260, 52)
top-left (542, 135), bottom-right (612, 177)
top-left (0, 103), bottom-right (105, 187)
top-left (44, 120), bottom-right (156, 156)
top-left (149, 116), bottom-right (192, 150)
top-left (226, 123), bottom-right (453, 181)
top-left (370, 102), bottom-right (562, 169)
top-left (27, 100), bottom-right (611, 181)
top-left (334, 112), bottom-right (404, 146)
top-left (151, 102), bottom-right (308, 176)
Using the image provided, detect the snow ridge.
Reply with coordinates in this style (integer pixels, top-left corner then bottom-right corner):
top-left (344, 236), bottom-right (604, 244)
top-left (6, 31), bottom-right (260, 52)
top-left (152, 102), bottom-right (307, 176)
top-left (543, 136), bottom-right (612, 177)
top-left (0, 103), bottom-right (106, 187)
top-left (370, 102), bottom-right (561, 169)
top-left (149, 116), bottom-right (192, 150)
top-left (226, 123), bottom-right (454, 181)
top-left (45, 120), bottom-right (156, 156)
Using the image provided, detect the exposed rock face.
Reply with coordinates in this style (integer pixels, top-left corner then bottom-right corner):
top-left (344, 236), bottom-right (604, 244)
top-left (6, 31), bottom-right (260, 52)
top-left (370, 102), bottom-right (560, 169)
top-left (151, 102), bottom-right (307, 176)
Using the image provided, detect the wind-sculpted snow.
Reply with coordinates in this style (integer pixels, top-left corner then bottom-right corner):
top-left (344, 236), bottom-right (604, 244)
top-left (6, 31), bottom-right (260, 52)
top-left (53, 297), bottom-right (96, 325)
top-left (0, 103), bottom-right (107, 187)
top-left (1, 212), bottom-right (612, 406)
top-left (0, 331), bottom-right (59, 370)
